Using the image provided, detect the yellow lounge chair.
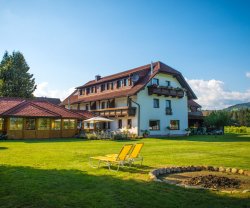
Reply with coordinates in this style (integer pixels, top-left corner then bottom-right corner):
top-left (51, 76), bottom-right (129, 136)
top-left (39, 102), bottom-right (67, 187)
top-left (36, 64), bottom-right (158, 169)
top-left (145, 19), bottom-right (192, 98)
top-left (89, 144), bottom-right (133, 171)
top-left (106, 143), bottom-right (144, 166)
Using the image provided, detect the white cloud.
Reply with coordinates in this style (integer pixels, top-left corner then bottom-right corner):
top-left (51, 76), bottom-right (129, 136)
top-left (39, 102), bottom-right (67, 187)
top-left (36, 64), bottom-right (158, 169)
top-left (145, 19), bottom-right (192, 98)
top-left (34, 82), bottom-right (75, 101)
top-left (246, 72), bottom-right (250, 78)
top-left (186, 79), bottom-right (250, 110)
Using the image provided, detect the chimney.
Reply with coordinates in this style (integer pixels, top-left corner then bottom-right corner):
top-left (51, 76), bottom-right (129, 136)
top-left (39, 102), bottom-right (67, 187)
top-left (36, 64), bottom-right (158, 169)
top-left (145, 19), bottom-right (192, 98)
top-left (150, 61), bottom-right (154, 75)
top-left (95, 75), bottom-right (101, 81)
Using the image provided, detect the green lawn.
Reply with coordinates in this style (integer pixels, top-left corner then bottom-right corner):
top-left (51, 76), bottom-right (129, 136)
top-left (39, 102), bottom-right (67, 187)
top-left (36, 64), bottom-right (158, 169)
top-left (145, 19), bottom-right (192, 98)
top-left (0, 134), bottom-right (250, 208)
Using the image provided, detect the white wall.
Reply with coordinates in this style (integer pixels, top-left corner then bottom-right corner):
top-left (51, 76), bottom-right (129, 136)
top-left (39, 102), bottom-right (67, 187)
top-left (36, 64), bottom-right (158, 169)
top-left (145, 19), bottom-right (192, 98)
top-left (137, 73), bottom-right (188, 136)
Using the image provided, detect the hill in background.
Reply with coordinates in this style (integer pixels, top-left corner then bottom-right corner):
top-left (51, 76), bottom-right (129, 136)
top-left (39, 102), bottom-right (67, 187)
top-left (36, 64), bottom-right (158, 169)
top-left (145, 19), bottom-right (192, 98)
top-left (224, 102), bottom-right (250, 111)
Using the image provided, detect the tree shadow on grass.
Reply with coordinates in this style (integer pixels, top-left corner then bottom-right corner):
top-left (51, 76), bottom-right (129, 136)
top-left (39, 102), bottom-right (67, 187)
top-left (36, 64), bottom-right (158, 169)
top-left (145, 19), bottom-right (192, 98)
top-left (151, 134), bottom-right (250, 142)
top-left (0, 165), bottom-right (249, 208)
top-left (2, 138), bottom-right (85, 143)
top-left (0, 147), bottom-right (8, 150)
top-left (101, 164), bottom-right (155, 174)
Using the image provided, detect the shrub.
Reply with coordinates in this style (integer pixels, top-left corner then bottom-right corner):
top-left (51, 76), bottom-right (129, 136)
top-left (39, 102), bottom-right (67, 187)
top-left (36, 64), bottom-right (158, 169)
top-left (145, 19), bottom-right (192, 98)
top-left (224, 126), bottom-right (250, 134)
top-left (86, 133), bottom-right (98, 140)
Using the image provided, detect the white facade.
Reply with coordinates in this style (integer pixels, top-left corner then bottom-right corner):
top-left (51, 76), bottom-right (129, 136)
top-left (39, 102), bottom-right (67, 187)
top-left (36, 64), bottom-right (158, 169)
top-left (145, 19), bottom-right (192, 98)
top-left (136, 73), bottom-right (188, 136)
top-left (69, 72), bottom-right (188, 136)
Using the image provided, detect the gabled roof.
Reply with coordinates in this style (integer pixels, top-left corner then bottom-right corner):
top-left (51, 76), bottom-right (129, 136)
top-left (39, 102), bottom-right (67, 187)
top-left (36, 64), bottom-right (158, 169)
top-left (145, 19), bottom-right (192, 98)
top-left (77, 62), bottom-right (154, 88)
top-left (61, 61), bottom-right (197, 105)
top-left (0, 97), bottom-right (82, 119)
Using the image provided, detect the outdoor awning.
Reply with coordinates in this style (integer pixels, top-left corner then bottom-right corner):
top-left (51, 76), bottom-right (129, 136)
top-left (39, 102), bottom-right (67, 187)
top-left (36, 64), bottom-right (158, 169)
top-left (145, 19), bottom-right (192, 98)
top-left (84, 116), bottom-right (114, 123)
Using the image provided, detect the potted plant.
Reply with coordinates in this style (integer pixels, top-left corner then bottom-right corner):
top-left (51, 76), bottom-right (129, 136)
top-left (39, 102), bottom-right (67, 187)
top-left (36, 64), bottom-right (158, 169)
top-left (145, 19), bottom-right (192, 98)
top-left (185, 128), bottom-right (191, 136)
top-left (142, 130), bottom-right (150, 138)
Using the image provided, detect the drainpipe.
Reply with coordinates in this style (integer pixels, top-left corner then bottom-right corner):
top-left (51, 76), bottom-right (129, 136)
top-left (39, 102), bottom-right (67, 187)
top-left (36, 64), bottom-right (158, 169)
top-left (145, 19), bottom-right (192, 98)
top-left (68, 98), bottom-right (70, 110)
top-left (128, 97), bottom-right (141, 136)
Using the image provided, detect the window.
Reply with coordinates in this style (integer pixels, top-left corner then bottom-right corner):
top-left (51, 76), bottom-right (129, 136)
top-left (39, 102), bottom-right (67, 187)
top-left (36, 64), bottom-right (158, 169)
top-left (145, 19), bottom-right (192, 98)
top-left (79, 89), bottom-right (83, 95)
top-left (86, 88), bottom-right (90, 94)
top-left (153, 99), bottom-right (159, 108)
top-left (38, 118), bottom-right (50, 130)
top-left (0, 118), bottom-right (4, 130)
top-left (118, 119), bottom-right (122, 129)
top-left (106, 83), bottom-right (110, 90)
top-left (123, 78), bottom-right (127, 86)
top-left (166, 100), bottom-right (172, 115)
top-left (51, 119), bottom-right (61, 130)
top-left (9, 118), bottom-right (23, 130)
top-left (127, 119), bottom-right (132, 129)
top-left (166, 100), bottom-right (171, 108)
top-left (149, 120), bottom-right (160, 130)
top-left (101, 102), bottom-right (106, 109)
top-left (63, 119), bottom-right (75, 130)
top-left (25, 118), bottom-right (36, 130)
top-left (101, 84), bottom-right (105, 92)
top-left (170, 120), bottom-right (180, 130)
top-left (152, 78), bottom-right (159, 86)
top-left (86, 104), bottom-right (89, 110)
top-left (107, 100), bottom-right (110, 108)
top-left (117, 80), bottom-right (121, 88)
top-left (166, 81), bottom-right (170, 87)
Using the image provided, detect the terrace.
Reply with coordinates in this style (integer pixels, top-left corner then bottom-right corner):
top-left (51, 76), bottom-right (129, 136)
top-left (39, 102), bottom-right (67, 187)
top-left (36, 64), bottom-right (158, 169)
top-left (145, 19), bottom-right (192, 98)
top-left (148, 85), bottom-right (185, 98)
top-left (91, 106), bottom-right (136, 117)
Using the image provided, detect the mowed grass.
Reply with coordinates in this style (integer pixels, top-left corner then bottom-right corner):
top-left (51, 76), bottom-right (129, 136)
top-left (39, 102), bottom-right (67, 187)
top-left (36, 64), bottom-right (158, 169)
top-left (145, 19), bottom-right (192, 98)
top-left (0, 134), bottom-right (250, 208)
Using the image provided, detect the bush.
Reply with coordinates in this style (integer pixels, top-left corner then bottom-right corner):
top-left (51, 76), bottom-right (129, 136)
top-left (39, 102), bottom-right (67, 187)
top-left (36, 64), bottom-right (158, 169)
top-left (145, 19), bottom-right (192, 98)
top-left (86, 133), bottom-right (98, 140)
top-left (224, 126), bottom-right (250, 134)
top-left (112, 133), bottom-right (129, 140)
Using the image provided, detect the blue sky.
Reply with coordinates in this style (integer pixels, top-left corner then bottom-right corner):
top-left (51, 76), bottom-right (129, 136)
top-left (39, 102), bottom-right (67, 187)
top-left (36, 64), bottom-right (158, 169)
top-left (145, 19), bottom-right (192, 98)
top-left (0, 0), bottom-right (250, 109)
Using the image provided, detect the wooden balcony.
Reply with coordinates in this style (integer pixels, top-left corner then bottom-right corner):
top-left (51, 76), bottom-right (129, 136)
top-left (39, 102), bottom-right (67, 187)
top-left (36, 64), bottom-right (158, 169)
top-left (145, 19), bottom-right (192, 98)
top-left (148, 86), bottom-right (184, 98)
top-left (91, 107), bottom-right (136, 117)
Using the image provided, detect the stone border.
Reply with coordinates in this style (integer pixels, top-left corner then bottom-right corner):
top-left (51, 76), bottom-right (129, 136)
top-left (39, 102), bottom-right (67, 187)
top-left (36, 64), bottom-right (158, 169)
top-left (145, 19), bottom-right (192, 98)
top-left (149, 166), bottom-right (250, 194)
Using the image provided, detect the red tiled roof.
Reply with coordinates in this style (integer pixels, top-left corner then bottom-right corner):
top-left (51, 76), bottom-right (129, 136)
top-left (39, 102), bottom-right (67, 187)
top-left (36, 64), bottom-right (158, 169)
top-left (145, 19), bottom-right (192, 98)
top-left (0, 98), bottom-right (24, 114)
top-left (61, 61), bottom-right (197, 105)
top-left (0, 97), bottom-right (83, 119)
top-left (77, 62), bottom-right (155, 88)
top-left (70, 110), bottom-right (96, 119)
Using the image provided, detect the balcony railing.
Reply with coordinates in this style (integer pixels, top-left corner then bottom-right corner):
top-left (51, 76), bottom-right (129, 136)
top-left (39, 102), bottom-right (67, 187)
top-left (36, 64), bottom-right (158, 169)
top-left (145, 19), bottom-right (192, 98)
top-left (188, 111), bottom-right (204, 119)
top-left (91, 107), bottom-right (136, 117)
top-left (166, 107), bottom-right (172, 115)
top-left (148, 86), bottom-right (184, 98)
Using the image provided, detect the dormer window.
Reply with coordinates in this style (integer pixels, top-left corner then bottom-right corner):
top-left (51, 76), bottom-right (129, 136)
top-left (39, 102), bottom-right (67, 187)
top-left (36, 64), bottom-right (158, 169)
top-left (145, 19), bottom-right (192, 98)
top-left (86, 88), bottom-right (90, 94)
top-left (101, 84), bottom-right (105, 92)
top-left (106, 83), bottom-right (110, 90)
top-left (152, 78), bottom-right (159, 86)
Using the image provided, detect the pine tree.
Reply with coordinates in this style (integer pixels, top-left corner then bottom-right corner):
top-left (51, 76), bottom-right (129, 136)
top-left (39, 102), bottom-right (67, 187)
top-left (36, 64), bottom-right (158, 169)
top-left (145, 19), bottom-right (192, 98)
top-left (0, 51), bottom-right (36, 98)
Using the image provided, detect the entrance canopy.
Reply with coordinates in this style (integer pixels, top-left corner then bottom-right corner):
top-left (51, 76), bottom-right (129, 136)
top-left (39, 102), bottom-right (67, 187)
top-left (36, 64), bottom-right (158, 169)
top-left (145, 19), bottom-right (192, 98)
top-left (84, 116), bottom-right (114, 123)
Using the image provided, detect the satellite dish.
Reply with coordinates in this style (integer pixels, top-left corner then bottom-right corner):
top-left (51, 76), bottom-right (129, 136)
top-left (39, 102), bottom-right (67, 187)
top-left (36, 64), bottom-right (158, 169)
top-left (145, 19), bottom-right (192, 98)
top-left (131, 74), bottom-right (139, 83)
